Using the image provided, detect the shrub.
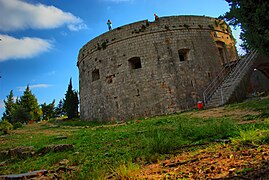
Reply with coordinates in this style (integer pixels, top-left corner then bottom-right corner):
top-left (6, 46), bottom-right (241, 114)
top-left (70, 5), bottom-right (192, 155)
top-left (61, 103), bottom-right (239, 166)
top-left (0, 120), bottom-right (13, 134)
top-left (13, 122), bottom-right (23, 130)
top-left (101, 42), bottom-right (107, 49)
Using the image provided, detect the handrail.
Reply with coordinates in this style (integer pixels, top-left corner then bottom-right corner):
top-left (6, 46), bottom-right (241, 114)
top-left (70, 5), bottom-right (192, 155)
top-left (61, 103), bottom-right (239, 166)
top-left (203, 49), bottom-right (257, 105)
top-left (230, 50), bottom-right (257, 82)
top-left (202, 59), bottom-right (239, 104)
top-left (227, 50), bottom-right (257, 88)
top-left (217, 50), bottom-right (257, 104)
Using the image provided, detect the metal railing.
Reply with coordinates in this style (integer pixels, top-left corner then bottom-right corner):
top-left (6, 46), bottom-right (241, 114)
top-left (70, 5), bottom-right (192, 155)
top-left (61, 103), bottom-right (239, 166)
top-left (218, 50), bottom-right (257, 105)
top-left (203, 49), bottom-right (257, 106)
top-left (202, 60), bottom-right (239, 105)
top-left (226, 50), bottom-right (257, 86)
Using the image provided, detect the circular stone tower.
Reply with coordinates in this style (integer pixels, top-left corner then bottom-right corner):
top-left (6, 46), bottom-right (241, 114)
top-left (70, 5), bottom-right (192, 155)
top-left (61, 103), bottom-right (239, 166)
top-left (77, 15), bottom-right (237, 121)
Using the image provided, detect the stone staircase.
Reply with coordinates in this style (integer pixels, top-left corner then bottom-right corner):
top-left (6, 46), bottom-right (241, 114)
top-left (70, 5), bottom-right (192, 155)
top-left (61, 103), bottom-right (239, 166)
top-left (203, 50), bottom-right (258, 108)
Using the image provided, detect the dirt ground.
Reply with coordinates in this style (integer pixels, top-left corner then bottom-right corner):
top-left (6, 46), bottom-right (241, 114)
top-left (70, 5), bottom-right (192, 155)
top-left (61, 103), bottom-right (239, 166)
top-left (186, 107), bottom-right (260, 121)
top-left (137, 143), bottom-right (269, 179)
top-left (136, 105), bottom-right (269, 179)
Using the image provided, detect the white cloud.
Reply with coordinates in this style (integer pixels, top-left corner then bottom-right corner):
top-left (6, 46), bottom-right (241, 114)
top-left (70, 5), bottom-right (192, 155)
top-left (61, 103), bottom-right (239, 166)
top-left (0, 34), bottom-right (52, 61)
top-left (17, 84), bottom-right (52, 92)
top-left (0, 100), bottom-right (4, 109)
top-left (67, 23), bottom-right (88, 31)
top-left (0, 0), bottom-right (87, 32)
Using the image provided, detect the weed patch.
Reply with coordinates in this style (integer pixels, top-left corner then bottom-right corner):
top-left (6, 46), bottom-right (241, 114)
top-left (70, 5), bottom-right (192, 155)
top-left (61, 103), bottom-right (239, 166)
top-left (232, 128), bottom-right (269, 146)
top-left (108, 161), bottom-right (140, 179)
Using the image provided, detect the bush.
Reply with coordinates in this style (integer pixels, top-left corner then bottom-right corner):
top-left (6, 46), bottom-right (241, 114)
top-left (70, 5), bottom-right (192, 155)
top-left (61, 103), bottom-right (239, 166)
top-left (0, 120), bottom-right (13, 134)
top-left (13, 122), bottom-right (23, 130)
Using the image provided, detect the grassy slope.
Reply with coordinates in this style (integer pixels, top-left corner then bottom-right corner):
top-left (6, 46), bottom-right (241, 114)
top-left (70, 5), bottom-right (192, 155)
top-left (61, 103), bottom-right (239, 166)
top-left (0, 96), bottom-right (268, 179)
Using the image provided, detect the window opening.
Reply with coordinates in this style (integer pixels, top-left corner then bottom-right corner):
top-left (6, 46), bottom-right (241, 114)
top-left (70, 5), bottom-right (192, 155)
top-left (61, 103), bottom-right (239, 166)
top-left (128, 57), bottom-right (142, 69)
top-left (178, 49), bottom-right (190, 62)
top-left (92, 69), bottom-right (100, 82)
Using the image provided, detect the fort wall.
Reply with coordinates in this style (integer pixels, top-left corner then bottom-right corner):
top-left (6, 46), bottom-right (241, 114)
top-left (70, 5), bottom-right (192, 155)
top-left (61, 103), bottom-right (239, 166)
top-left (78, 15), bottom-right (237, 121)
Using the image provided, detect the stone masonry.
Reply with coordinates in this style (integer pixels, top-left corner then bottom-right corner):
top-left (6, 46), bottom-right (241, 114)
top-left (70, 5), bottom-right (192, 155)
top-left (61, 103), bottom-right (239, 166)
top-left (77, 15), bottom-right (237, 121)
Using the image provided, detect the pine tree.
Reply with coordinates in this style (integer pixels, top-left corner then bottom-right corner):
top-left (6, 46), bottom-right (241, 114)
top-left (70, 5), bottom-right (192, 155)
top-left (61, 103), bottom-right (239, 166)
top-left (11, 104), bottom-right (31, 124)
top-left (2, 90), bottom-right (15, 123)
top-left (55, 99), bottom-right (65, 117)
top-left (19, 85), bottom-right (42, 122)
top-left (41, 100), bottom-right (56, 120)
top-left (74, 91), bottom-right (79, 117)
top-left (64, 79), bottom-right (79, 119)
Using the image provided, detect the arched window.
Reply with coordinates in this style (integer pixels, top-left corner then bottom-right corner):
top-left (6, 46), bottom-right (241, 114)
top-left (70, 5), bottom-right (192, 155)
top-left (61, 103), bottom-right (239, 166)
top-left (128, 57), bottom-right (142, 69)
top-left (178, 49), bottom-right (190, 62)
top-left (92, 69), bottom-right (100, 82)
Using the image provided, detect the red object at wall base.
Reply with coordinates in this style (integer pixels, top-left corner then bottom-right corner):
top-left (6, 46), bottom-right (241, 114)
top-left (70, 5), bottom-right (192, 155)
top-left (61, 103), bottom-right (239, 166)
top-left (197, 101), bottom-right (203, 109)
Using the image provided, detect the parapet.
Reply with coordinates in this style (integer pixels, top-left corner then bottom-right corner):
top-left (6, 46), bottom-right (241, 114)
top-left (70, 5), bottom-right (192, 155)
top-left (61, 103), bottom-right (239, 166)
top-left (78, 15), bottom-right (235, 66)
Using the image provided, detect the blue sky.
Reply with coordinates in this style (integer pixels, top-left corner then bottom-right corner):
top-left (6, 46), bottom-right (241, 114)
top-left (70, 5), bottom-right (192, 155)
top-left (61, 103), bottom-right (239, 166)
top-left (0, 0), bottom-right (240, 117)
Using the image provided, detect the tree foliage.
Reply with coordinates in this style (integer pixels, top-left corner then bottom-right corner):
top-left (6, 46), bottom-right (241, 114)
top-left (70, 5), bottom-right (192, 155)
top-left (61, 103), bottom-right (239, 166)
top-left (19, 85), bottom-right (42, 122)
top-left (2, 82), bottom-right (79, 123)
top-left (11, 104), bottom-right (31, 124)
top-left (41, 100), bottom-right (56, 120)
top-left (2, 90), bottom-right (15, 122)
top-left (222, 0), bottom-right (269, 55)
top-left (0, 120), bottom-right (13, 134)
top-left (55, 99), bottom-right (65, 117)
top-left (64, 78), bottom-right (79, 119)
top-left (2, 86), bottom-right (42, 124)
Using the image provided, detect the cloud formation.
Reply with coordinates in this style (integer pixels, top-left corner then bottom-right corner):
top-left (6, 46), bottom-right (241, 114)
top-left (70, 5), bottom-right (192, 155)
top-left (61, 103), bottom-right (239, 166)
top-left (17, 84), bottom-right (52, 92)
top-left (0, 0), bottom-right (87, 32)
top-left (0, 100), bottom-right (4, 109)
top-left (0, 35), bottom-right (52, 62)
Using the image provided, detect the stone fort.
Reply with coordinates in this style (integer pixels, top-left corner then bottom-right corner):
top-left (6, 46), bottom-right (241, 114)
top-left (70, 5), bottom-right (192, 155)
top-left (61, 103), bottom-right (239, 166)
top-left (77, 15), bottom-right (238, 121)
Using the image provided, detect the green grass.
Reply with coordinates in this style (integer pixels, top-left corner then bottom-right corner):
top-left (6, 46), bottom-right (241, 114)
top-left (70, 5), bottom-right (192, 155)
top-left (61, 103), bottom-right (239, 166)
top-left (226, 97), bottom-right (269, 112)
top-left (0, 97), bottom-right (269, 179)
top-left (48, 118), bottom-right (110, 127)
top-left (231, 119), bottom-right (269, 146)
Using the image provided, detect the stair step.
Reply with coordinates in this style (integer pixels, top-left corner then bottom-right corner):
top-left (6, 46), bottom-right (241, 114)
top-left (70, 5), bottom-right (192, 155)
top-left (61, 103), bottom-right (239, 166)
top-left (204, 50), bottom-right (257, 107)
